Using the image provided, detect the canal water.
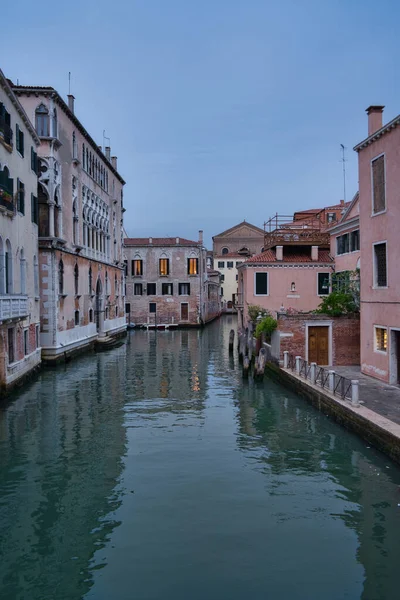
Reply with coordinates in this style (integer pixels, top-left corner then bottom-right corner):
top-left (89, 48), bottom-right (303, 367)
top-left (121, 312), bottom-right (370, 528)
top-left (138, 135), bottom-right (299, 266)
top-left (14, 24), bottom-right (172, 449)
top-left (1, 317), bottom-right (400, 600)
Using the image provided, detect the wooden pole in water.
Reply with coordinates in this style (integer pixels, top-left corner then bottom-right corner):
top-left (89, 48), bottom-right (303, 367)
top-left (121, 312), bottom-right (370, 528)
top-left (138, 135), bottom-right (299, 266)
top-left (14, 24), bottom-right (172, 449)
top-left (254, 348), bottom-right (266, 380)
top-left (229, 329), bottom-right (235, 353)
top-left (242, 355), bottom-right (250, 378)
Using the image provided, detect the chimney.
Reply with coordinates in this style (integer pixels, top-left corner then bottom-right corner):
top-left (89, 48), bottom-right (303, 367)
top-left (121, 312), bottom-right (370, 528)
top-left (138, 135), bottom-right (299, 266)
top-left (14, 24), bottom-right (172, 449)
top-left (176, 237), bottom-right (180, 244)
top-left (198, 230), bottom-right (203, 245)
top-left (68, 94), bottom-right (75, 114)
top-left (340, 199), bottom-right (344, 206)
top-left (311, 245), bottom-right (318, 261)
top-left (98, 145), bottom-right (102, 152)
top-left (276, 245), bottom-right (283, 261)
top-left (105, 146), bottom-right (111, 161)
top-left (149, 237), bottom-right (152, 244)
top-left (111, 156), bottom-right (117, 170)
top-left (366, 105), bottom-right (384, 136)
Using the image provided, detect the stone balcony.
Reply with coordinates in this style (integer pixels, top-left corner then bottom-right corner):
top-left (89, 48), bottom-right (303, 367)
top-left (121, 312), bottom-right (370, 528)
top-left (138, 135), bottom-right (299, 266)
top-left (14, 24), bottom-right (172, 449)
top-left (0, 295), bottom-right (29, 323)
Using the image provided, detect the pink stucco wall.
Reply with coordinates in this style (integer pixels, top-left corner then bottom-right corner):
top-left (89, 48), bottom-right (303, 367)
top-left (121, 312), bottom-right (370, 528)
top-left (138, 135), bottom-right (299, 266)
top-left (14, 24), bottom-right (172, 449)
top-left (357, 115), bottom-right (400, 382)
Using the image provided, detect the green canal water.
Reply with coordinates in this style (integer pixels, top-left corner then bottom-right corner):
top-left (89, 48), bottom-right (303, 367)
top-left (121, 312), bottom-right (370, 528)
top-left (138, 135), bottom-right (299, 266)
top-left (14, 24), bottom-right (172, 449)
top-left (1, 317), bottom-right (400, 600)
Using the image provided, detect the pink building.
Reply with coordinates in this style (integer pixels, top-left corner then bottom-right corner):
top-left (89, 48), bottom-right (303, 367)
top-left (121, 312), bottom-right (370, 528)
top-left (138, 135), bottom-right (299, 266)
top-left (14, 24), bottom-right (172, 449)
top-left (328, 192), bottom-right (360, 294)
top-left (355, 105), bottom-right (400, 383)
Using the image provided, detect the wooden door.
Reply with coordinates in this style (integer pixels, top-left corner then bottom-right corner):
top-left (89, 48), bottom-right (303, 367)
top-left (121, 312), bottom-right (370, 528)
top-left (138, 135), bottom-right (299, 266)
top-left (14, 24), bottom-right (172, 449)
top-left (308, 326), bottom-right (329, 365)
top-left (181, 303), bottom-right (189, 321)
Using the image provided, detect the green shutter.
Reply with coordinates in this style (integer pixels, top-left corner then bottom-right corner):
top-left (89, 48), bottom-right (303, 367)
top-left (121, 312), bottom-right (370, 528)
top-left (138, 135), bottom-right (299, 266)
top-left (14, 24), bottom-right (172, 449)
top-left (16, 124), bottom-right (19, 152)
top-left (20, 129), bottom-right (24, 157)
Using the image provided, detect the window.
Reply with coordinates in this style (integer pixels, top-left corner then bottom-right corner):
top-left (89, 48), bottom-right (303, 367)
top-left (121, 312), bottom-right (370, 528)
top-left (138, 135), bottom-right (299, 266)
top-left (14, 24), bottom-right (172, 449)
top-left (125, 303), bottom-right (131, 314)
top-left (221, 248), bottom-right (229, 255)
top-left (218, 261), bottom-right (225, 268)
top-left (82, 143), bottom-right (86, 169)
top-left (31, 147), bottom-right (38, 174)
top-left (149, 302), bottom-right (156, 313)
top-left (5, 239), bottom-right (12, 293)
top-left (20, 248), bottom-right (26, 294)
top-left (332, 271), bottom-right (350, 293)
top-left (159, 258), bottom-right (169, 276)
top-left (75, 310), bottom-right (80, 326)
top-left (52, 108), bottom-right (58, 138)
top-left (74, 264), bottom-right (79, 295)
top-left (327, 212), bottom-right (336, 223)
top-left (24, 329), bottom-right (28, 355)
top-left (105, 307), bottom-right (109, 319)
top-left (116, 306), bottom-right (119, 317)
top-left (374, 243), bottom-right (387, 287)
top-left (220, 274), bottom-right (225, 282)
top-left (16, 124), bottom-right (24, 156)
top-left (147, 283), bottom-right (156, 295)
top-left (34, 256), bottom-right (39, 297)
top-left (372, 155), bottom-right (385, 214)
top-left (58, 259), bottom-right (64, 295)
top-left (187, 258), bottom-right (198, 275)
top-left (236, 274), bottom-right (238, 281)
top-left (35, 325), bottom-right (40, 349)
top-left (0, 102), bottom-right (12, 145)
top-left (8, 328), bottom-right (15, 364)
top-left (89, 266), bottom-right (93, 294)
top-left (31, 193), bottom-right (38, 224)
top-left (35, 104), bottom-right (49, 137)
top-left (124, 260), bottom-right (128, 276)
top-left (89, 308), bottom-right (94, 323)
top-left (221, 287), bottom-right (224, 296)
top-left (162, 282), bottom-right (173, 295)
top-left (179, 283), bottom-right (190, 295)
top-left (227, 261), bottom-right (234, 268)
top-left (318, 272), bottom-right (330, 295)
top-left (255, 272), bottom-right (268, 295)
top-left (336, 233), bottom-right (350, 255)
top-left (350, 230), bottom-right (360, 252)
top-left (375, 327), bottom-right (387, 352)
top-left (72, 131), bottom-right (77, 159)
top-left (236, 261), bottom-right (242, 267)
top-left (134, 283), bottom-right (143, 295)
top-left (17, 179), bottom-right (25, 214)
top-left (132, 259), bottom-right (143, 276)
top-left (181, 303), bottom-right (189, 320)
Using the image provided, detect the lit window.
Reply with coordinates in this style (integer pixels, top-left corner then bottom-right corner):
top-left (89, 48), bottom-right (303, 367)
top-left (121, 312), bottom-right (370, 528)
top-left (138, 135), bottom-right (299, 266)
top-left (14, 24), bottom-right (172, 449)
top-left (132, 259), bottom-right (143, 276)
top-left (375, 327), bottom-right (387, 352)
top-left (187, 258), bottom-right (198, 275)
top-left (159, 258), bottom-right (169, 276)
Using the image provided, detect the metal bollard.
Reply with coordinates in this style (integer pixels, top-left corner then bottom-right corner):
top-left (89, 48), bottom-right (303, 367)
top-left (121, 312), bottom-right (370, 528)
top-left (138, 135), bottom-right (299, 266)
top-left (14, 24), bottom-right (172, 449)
top-left (283, 351), bottom-right (289, 369)
top-left (295, 356), bottom-right (301, 375)
top-left (310, 362), bottom-right (317, 385)
top-left (328, 370), bottom-right (335, 393)
top-left (351, 380), bottom-right (359, 406)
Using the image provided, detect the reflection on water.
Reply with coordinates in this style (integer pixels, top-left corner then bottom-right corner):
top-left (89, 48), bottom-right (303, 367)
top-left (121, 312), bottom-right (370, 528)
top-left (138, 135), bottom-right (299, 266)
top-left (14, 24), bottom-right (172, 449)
top-left (0, 317), bottom-right (400, 600)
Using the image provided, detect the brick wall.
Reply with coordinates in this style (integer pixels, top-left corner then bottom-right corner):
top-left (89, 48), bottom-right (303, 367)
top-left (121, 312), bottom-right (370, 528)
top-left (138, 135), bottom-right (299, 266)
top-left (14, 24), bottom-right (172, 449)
top-left (277, 313), bottom-right (360, 366)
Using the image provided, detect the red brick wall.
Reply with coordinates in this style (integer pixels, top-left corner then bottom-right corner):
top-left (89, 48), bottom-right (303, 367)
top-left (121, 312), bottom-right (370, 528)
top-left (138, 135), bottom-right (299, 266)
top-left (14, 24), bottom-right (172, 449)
top-left (277, 313), bottom-right (360, 366)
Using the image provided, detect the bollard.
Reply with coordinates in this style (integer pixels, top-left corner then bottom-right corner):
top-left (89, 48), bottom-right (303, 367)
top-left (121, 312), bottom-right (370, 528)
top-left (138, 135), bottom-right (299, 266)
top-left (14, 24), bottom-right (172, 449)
top-left (295, 356), bottom-right (301, 375)
top-left (229, 329), bottom-right (235, 353)
top-left (310, 362), bottom-right (317, 385)
top-left (351, 380), bottom-right (359, 406)
top-left (242, 356), bottom-right (250, 378)
top-left (255, 348), bottom-right (267, 380)
top-left (328, 370), bottom-right (335, 393)
top-left (283, 351), bottom-right (289, 369)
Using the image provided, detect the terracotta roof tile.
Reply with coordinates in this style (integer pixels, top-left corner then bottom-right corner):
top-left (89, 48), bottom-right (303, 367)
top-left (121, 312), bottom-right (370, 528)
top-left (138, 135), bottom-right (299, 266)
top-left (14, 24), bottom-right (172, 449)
top-left (124, 237), bottom-right (199, 247)
top-left (244, 248), bottom-right (333, 264)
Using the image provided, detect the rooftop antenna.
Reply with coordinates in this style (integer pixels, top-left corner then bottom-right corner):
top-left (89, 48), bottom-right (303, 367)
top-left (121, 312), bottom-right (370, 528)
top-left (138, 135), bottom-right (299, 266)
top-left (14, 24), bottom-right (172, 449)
top-left (68, 72), bottom-right (71, 95)
top-left (103, 129), bottom-right (110, 153)
top-left (340, 144), bottom-right (347, 202)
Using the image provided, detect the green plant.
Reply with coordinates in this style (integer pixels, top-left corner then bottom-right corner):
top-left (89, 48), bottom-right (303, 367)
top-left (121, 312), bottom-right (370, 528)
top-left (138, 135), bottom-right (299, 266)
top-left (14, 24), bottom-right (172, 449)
top-left (255, 315), bottom-right (278, 339)
top-left (315, 291), bottom-right (358, 317)
top-left (248, 304), bottom-right (270, 324)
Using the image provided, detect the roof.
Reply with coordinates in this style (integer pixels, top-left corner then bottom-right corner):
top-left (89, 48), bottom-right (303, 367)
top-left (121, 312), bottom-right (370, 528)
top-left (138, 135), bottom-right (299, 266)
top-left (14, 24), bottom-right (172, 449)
top-left (354, 111), bottom-right (400, 152)
top-left (327, 192), bottom-right (359, 233)
top-left (124, 237), bottom-right (200, 247)
top-left (215, 251), bottom-right (249, 258)
top-left (242, 248), bottom-right (333, 265)
top-left (213, 220), bottom-right (264, 239)
top-left (10, 82), bottom-right (125, 184)
top-left (0, 70), bottom-right (40, 146)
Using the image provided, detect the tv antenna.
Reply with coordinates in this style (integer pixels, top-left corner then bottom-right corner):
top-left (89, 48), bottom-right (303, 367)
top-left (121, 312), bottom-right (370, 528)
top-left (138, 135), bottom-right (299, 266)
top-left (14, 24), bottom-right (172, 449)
top-left (103, 129), bottom-right (110, 152)
top-left (340, 144), bottom-right (347, 202)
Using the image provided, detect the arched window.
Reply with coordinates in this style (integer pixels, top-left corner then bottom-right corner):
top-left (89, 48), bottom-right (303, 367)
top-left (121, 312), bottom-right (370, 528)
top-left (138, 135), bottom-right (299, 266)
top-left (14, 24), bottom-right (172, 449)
top-left (52, 108), bottom-right (58, 138)
top-left (58, 259), bottom-right (64, 295)
top-left (105, 271), bottom-right (109, 295)
top-left (115, 273), bottom-right (118, 296)
top-left (88, 265), bottom-right (92, 294)
top-left (82, 143), bottom-right (85, 169)
top-left (0, 236), bottom-right (4, 294)
top-left (73, 200), bottom-right (78, 245)
top-left (116, 306), bottom-right (118, 317)
top-left (105, 307), bottom-right (109, 319)
top-left (35, 104), bottom-right (49, 137)
top-left (5, 239), bottom-right (12, 294)
top-left (74, 263), bottom-right (79, 295)
top-left (221, 247), bottom-right (229, 255)
top-left (20, 248), bottom-right (26, 294)
top-left (89, 308), bottom-right (93, 323)
top-left (34, 255), bottom-right (39, 297)
top-left (74, 310), bottom-right (80, 326)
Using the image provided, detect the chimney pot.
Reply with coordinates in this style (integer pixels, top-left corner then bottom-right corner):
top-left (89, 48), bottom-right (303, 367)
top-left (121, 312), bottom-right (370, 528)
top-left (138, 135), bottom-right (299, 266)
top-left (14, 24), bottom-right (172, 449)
top-left (311, 246), bottom-right (318, 261)
top-left (111, 156), bottom-right (117, 170)
top-left (105, 146), bottom-right (111, 160)
top-left (276, 245), bottom-right (283, 261)
top-left (149, 237), bottom-right (152, 244)
top-left (68, 94), bottom-right (75, 114)
top-left (198, 230), bottom-right (203, 245)
top-left (176, 237), bottom-right (180, 244)
top-left (366, 105), bottom-right (385, 136)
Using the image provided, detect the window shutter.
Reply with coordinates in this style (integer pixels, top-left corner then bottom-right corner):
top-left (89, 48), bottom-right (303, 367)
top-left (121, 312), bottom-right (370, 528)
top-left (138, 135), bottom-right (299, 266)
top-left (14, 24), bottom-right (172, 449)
top-left (196, 258), bottom-right (199, 274)
top-left (20, 129), bottom-right (24, 156)
top-left (16, 124), bottom-right (20, 152)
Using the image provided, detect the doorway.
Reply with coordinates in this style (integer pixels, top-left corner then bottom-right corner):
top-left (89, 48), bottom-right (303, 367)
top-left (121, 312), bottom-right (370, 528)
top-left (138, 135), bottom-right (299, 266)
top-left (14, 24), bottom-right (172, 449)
top-left (95, 278), bottom-right (102, 332)
top-left (389, 329), bottom-right (400, 385)
top-left (308, 326), bottom-right (329, 365)
top-left (181, 303), bottom-right (189, 321)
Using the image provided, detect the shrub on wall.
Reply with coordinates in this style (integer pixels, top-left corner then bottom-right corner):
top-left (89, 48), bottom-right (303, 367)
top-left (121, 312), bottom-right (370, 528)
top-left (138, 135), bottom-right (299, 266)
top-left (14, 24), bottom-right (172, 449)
top-left (248, 304), bottom-right (271, 324)
top-left (255, 315), bottom-right (278, 340)
top-left (315, 291), bottom-right (359, 317)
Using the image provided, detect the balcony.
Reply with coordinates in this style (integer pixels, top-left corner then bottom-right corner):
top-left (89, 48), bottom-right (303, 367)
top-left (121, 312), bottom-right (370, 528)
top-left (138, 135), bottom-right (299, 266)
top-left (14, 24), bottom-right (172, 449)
top-left (0, 295), bottom-right (29, 322)
top-left (264, 214), bottom-right (330, 250)
top-left (0, 116), bottom-right (13, 148)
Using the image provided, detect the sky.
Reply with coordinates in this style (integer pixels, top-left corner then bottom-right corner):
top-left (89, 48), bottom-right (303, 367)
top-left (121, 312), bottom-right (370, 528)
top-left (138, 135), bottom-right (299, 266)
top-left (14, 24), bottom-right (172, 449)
top-left (3, 0), bottom-right (400, 248)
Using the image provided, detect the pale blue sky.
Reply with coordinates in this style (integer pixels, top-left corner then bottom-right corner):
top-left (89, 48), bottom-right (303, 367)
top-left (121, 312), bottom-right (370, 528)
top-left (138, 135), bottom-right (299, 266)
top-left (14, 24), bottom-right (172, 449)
top-left (3, 0), bottom-right (400, 247)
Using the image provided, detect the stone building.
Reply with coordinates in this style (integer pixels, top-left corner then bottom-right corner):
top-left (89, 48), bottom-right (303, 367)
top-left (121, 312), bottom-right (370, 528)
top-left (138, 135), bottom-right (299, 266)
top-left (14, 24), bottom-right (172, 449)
top-left (0, 70), bottom-right (41, 392)
top-left (212, 220), bottom-right (265, 310)
top-left (12, 83), bottom-right (126, 362)
top-left (124, 233), bottom-right (220, 327)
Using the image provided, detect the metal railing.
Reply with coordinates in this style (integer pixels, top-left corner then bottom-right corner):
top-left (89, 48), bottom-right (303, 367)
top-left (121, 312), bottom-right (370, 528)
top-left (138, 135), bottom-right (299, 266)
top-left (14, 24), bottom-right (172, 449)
top-left (284, 352), bottom-right (358, 405)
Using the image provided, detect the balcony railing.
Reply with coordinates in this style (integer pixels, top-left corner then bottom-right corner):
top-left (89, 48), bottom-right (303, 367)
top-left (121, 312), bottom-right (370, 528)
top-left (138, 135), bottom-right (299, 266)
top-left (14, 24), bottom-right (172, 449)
top-left (0, 188), bottom-right (14, 212)
top-left (264, 213), bottom-right (330, 249)
top-left (0, 295), bottom-right (28, 322)
top-left (0, 117), bottom-right (13, 146)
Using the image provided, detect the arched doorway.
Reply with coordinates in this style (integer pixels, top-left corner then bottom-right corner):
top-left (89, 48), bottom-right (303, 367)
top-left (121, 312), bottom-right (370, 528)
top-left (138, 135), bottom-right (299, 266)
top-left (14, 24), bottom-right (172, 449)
top-left (95, 277), bottom-right (103, 332)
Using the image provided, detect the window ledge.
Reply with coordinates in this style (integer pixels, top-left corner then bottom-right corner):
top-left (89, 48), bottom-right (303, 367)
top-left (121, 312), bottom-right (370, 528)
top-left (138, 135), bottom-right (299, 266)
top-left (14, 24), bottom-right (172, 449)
top-left (374, 349), bottom-right (387, 355)
top-left (371, 209), bottom-right (387, 217)
top-left (35, 296), bottom-right (40, 301)
top-left (59, 294), bottom-right (67, 299)
top-left (75, 294), bottom-right (82, 299)
top-left (372, 286), bottom-right (388, 290)
top-left (188, 274), bottom-right (198, 277)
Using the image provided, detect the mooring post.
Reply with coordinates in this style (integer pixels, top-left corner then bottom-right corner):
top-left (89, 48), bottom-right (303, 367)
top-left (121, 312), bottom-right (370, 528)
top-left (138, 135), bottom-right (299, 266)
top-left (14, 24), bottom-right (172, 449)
top-left (328, 370), bottom-right (335, 393)
top-left (295, 356), bottom-right (301, 375)
top-left (256, 348), bottom-right (266, 380)
top-left (310, 362), bottom-right (317, 385)
top-left (351, 380), bottom-right (359, 406)
top-left (242, 355), bottom-right (250, 378)
top-left (229, 329), bottom-right (235, 353)
top-left (283, 351), bottom-right (289, 369)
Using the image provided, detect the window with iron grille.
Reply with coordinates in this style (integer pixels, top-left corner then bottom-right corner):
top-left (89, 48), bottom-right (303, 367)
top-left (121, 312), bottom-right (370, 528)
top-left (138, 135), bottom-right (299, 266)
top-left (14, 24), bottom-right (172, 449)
top-left (227, 261), bottom-right (234, 268)
top-left (374, 243), bottom-right (387, 287)
top-left (372, 155), bottom-right (386, 213)
top-left (132, 259), bottom-right (143, 276)
top-left (332, 271), bottom-right (350, 293)
top-left (218, 261), bottom-right (224, 268)
top-left (147, 283), bottom-right (156, 295)
top-left (134, 283), bottom-right (143, 295)
top-left (375, 327), bottom-right (387, 352)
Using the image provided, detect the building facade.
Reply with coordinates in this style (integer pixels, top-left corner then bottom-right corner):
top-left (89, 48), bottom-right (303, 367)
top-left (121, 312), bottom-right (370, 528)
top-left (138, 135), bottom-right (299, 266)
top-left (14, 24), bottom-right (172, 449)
top-left (213, 220), bottom-right (265, 309)
top-left (12, 84), bottom-right (126, 362)
top-left (124, 233), bottom-right (220, 327)
top-left (0, 70), bottom-right (41, 392)
top-left (329, 193), bottom-right (360, 275)
top-left (354, 105), bottom-right (400, 383)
